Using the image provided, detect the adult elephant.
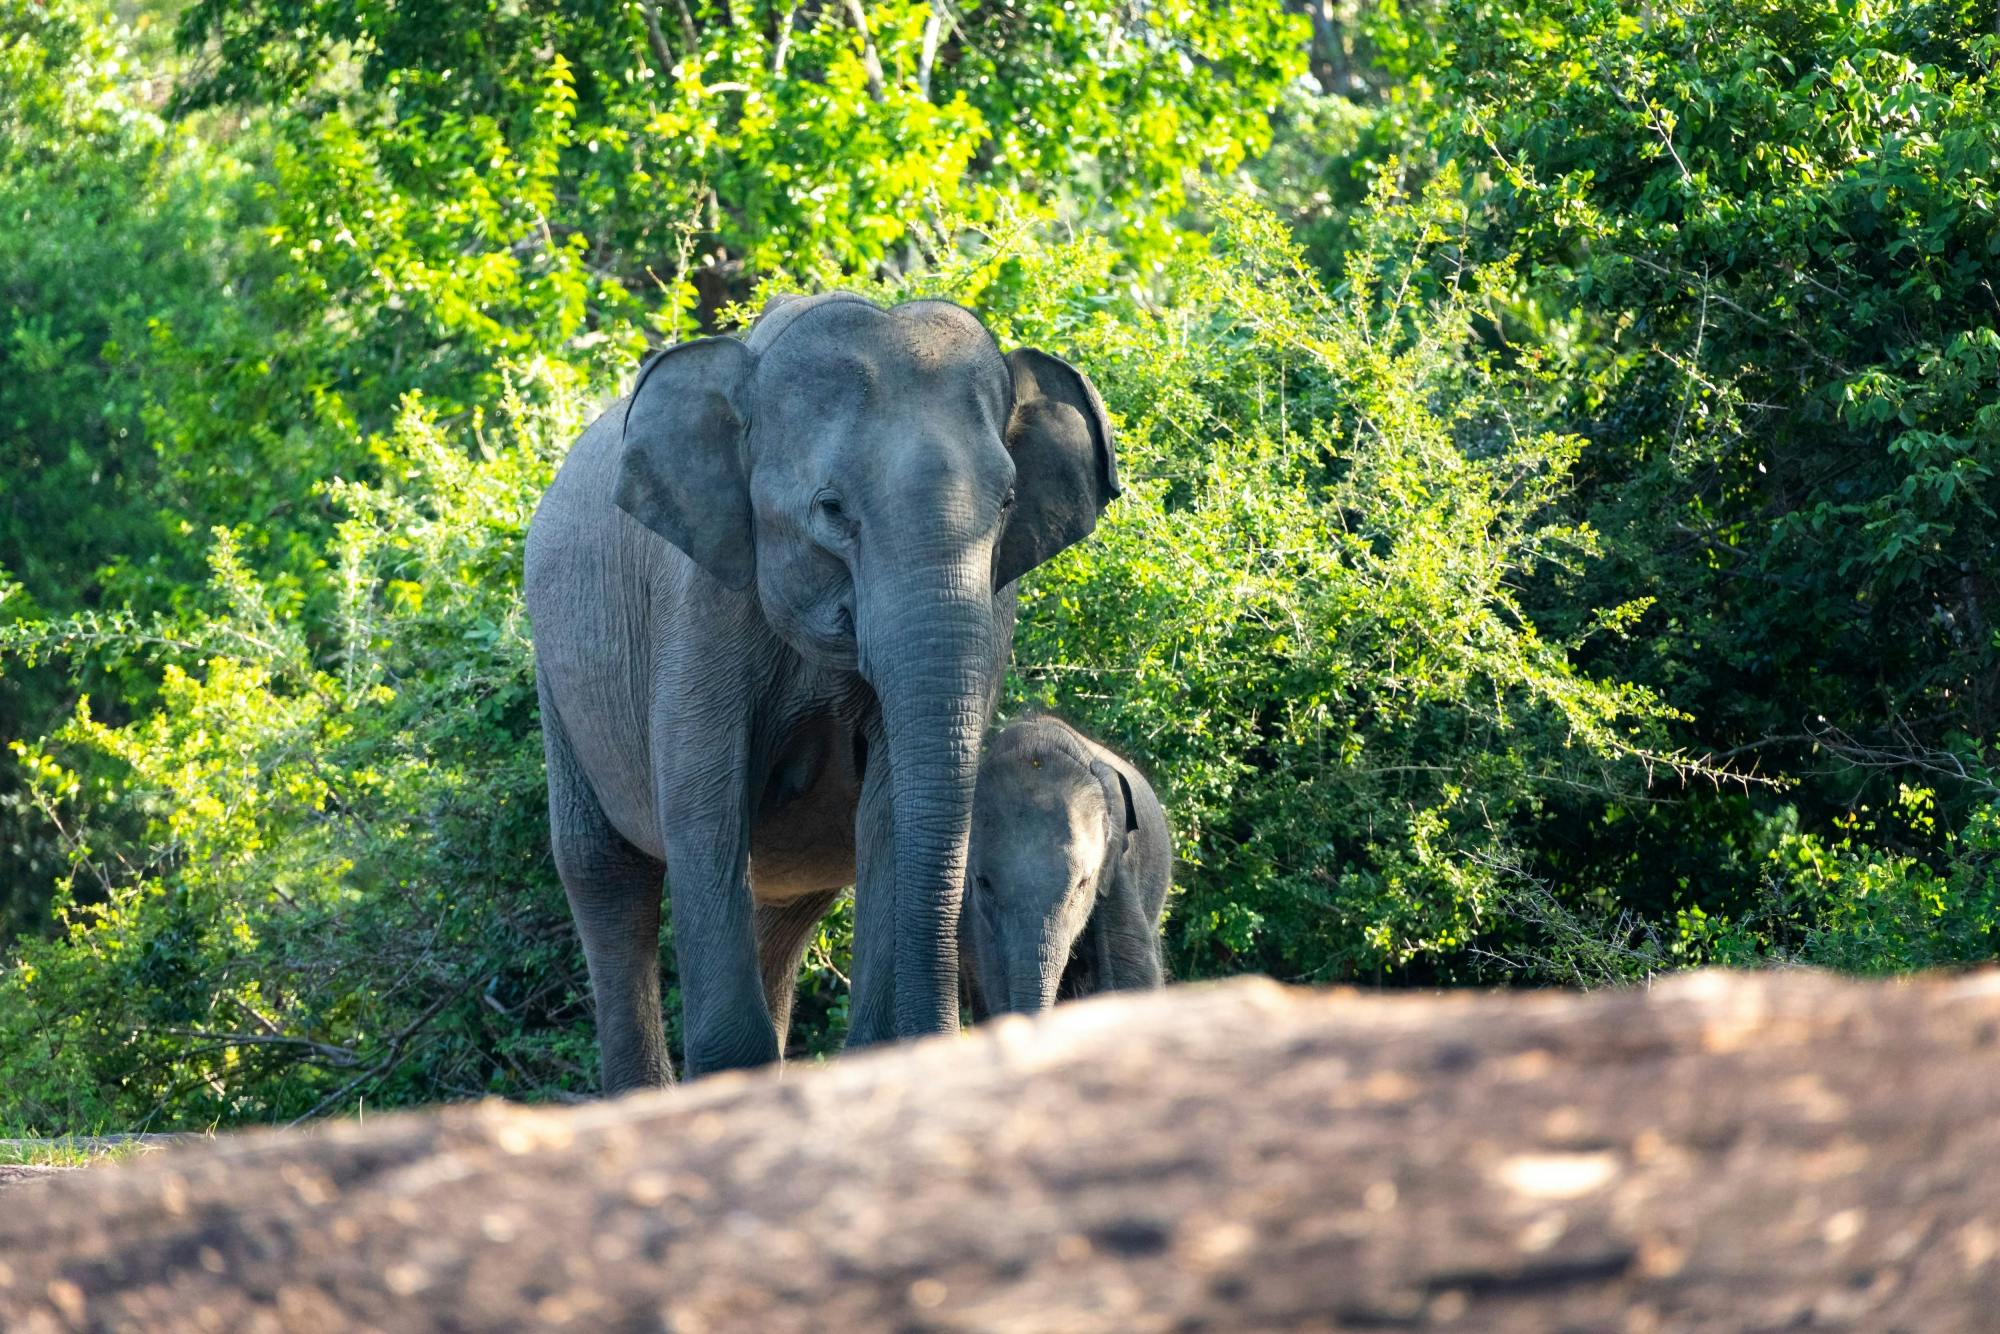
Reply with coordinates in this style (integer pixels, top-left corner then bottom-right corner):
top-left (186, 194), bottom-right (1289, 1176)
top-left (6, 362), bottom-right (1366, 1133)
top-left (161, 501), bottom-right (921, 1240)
top-left (525, 293), bottom-right (1118, 1091)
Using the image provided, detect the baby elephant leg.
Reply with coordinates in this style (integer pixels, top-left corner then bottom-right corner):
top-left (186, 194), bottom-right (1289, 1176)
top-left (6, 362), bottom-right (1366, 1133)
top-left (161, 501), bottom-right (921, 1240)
top-left (1082, 879), bottom-right (1167, 994)
top-left (754, 889), bottom-right (843, 1055)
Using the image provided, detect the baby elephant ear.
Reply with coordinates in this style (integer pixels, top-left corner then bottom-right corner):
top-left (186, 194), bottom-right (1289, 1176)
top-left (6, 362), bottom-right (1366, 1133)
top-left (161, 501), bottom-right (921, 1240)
top-left (997, 348), bottom-right (1120, 589)
top-left (614, 337), bottom-right (757, 590)
top-left (1090, 759), bottom-right (1141, 857)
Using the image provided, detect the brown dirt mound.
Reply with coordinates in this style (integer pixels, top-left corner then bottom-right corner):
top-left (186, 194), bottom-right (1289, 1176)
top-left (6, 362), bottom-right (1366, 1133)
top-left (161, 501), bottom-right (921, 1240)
top-left (6, 970), bottom-right (2000, 1331)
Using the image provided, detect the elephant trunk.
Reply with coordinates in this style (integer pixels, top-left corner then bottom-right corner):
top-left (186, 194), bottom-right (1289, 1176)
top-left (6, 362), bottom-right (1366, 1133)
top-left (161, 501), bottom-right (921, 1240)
top-left (866, 560), bottom-right (1001, 1038)
top-left (1007, 928), bottom-right (1066, 1014)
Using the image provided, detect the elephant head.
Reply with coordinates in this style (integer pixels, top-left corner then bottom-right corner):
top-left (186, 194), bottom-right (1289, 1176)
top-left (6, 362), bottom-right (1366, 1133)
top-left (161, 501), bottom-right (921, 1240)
top-left (963, 718), bottom-right (1140, 1015)
top-left (613, 295), bottom-right (1119, 1035)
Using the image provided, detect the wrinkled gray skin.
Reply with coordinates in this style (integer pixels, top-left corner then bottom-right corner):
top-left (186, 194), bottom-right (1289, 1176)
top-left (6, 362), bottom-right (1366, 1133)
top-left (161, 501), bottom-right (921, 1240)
top-left (962, 717), bottom-right (1171, 1017)
top-left (526, 293), bottom-right (1119, 1090)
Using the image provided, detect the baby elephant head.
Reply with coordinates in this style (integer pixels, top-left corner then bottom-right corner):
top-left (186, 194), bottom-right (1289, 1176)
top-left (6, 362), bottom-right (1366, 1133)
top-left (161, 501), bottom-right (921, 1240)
top-left (963, 718), bottom-right (1140, 1015)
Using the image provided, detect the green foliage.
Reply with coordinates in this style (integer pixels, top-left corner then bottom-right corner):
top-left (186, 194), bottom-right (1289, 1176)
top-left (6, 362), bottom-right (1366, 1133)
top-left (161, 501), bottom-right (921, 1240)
top-left (968, 186), bottom-right (1705, 979)
top-left (0, 0), bottom-right (263, 931)
top-left (1678, 787), bottom-right (2000, 973)
top-left (0, 0), bottom-right (170, 606)
top-left (2, 370), bottom-right (594, 1127)
top-left (0, 0), bottom-right (346, 604)
top-left (1230, 0), bottom-right (2000, 964)
top-left (172, 0), bottom-right (1306, 317)
top-left (1, 189), bottom-right (1710, 1126)
top-left (1424, 0), bottom-right (2000, 710)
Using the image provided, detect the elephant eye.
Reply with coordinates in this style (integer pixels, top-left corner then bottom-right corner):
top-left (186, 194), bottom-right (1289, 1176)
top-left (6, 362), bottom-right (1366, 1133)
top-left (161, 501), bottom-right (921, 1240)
top-left (1000, 487), bottom-right (1017, 513)
top-left (813, 490), bottom-right (857, 540)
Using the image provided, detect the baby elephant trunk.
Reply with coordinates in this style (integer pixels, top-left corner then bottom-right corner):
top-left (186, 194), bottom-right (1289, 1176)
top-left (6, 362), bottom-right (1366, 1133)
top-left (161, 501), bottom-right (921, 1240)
top-left (1006, 921), bottom-right (1069, 1014)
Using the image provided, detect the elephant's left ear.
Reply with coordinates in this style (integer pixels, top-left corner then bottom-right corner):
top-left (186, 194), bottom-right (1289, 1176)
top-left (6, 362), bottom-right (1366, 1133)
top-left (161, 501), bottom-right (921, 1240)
top-left (997, 348), bottom-right (1120, 589)
top-left (1091, 759), bottom-right (1141, 860)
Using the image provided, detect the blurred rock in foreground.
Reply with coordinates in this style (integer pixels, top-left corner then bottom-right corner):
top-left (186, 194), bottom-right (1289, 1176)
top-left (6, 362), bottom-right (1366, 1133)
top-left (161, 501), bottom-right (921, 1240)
top-left (0, 1165), bottom-right (72, 1189)
top-left (7, 970), bottom-right (2000, 1331)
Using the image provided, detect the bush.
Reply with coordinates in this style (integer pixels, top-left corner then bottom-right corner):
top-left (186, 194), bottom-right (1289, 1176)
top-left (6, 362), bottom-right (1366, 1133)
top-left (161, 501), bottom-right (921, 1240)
top-left (960, 186), bottom-right (1712, 980)
top-left (0, 0), bottom-right (272, 933)
top-left (1682, 787), bottom-right (2000, 973)
top-left (3, 185), bottom-right (1716, 1125)
top-left (3, 365), bottom-right (609, 1128)
top-left (1303, 0), bottom-right (2000, 944)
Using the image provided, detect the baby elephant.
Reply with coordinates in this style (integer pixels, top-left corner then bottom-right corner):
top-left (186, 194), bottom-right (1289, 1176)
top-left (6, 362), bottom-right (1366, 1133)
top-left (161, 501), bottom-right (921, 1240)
top-left (962, 717), bottom-right (1171, 1017)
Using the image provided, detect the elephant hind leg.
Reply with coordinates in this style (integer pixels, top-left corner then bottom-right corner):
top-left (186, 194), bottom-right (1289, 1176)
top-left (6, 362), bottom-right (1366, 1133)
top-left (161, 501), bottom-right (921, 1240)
top-left (754, 889), bottom-right (842, 1057)
top-left (542, 681), bottom-right (672, 1093)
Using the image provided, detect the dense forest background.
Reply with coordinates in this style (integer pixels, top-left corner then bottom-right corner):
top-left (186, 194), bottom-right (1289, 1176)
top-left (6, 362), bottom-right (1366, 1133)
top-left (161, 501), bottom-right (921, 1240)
top-left (1, 0), bottom-right (1994, 1131)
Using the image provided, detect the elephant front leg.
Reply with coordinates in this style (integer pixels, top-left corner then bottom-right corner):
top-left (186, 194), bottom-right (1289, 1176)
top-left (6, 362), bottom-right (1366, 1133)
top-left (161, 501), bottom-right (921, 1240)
top-left (661, 779), bottom-right (779, 1077)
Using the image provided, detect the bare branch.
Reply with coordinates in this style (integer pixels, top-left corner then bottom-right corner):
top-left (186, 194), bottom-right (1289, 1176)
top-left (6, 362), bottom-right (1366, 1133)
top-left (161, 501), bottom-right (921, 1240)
top-left (1806, 716), bottom-right (1999, 798)
top-left (1625, 253), bottom-right (1853, 376)
top-left (771, 0), bottom-right (800, 78)
top-left (642, 0), bottom-right (699, 78)
top-left (841, 0), bottom-right (888, 101)
top-left (671, 0), bottom-right (700, 53)
top-left (153, 1029), bottom-right (361, 1068)
top-left (917, 2), bottom-right (946, 99)
top-left (286, 979), bottom-right (474, 1127)
top-left (642, 1), bottom-right (675, 75)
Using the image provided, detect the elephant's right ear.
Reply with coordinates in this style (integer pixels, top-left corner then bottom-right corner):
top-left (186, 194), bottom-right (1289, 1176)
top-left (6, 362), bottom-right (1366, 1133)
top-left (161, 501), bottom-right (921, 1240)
top-left (614, 337), bottom-right (756, 590)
